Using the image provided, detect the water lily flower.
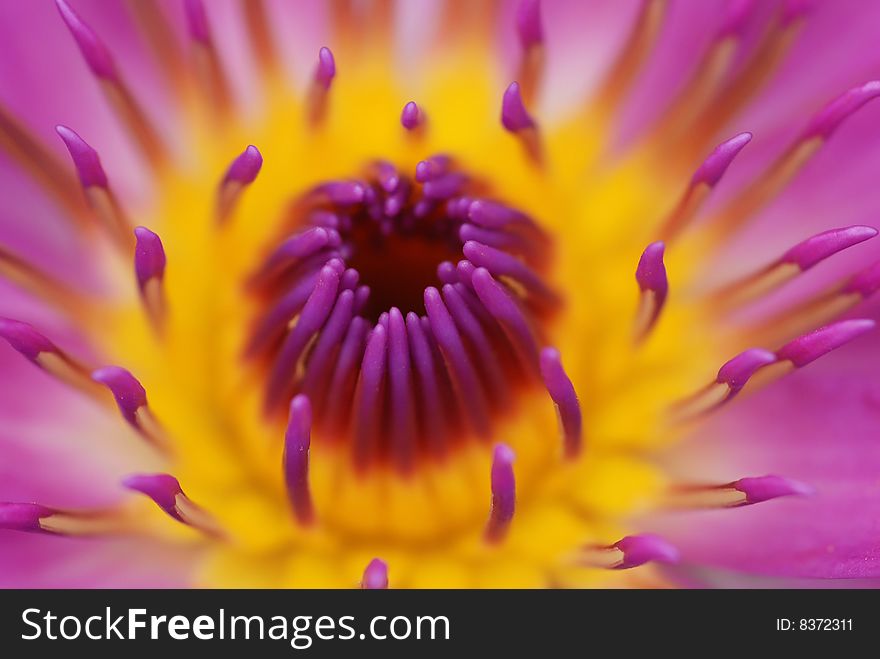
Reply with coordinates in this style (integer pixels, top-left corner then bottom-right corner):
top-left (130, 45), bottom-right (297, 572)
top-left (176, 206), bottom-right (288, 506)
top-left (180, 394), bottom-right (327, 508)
top-left (1, 0), bottom-right (880, 588)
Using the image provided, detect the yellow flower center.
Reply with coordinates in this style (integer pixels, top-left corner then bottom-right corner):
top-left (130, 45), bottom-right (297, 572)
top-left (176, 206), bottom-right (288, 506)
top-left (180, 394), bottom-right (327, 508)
top-left (96, 49), bottom-right (725, 588)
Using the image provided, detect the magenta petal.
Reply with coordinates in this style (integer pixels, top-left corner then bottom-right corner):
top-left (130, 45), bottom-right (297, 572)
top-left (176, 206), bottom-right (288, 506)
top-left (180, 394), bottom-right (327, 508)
top-left (659, 356), bottom-right (880, 578)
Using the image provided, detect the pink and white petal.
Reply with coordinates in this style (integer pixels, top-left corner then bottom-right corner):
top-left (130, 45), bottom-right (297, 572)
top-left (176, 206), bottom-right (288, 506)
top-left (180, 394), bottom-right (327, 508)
top-left (661, 564), bottom-right (880, 589)
top-left (655, 335), bottom-right (880, 579)
top-left (0, 0), bottom-right (176, 203)
top-left (494, 0), bottom-right (645, 120)
top-left (0, 160), bottom-right (107, 293)
top-left (0, 534), bottom-right (199, 588)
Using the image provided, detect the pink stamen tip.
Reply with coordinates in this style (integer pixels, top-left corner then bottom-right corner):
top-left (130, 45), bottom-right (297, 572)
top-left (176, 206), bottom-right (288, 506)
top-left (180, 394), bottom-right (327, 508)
top-left (468, 200), bottom-right (527, 228)
top-left (716, 0), bottom-right (756, 39)
top-left (0, 502), bottom-right (56, 533)
top-left (314, 47), bottom-right (336, 90)
top-left (635, 241), bottom-right (668, 301)
top-left (55, 125), bottom-right (108, 189)
top-left (122, 473), bottom-right (184, 522)
top-left (776, 319), bottom-right (875, 367)
top-left (802, 81), bottom-right (880, 140)
top-left (501, 82), bottom-right (535, 133)
top-left (134, 227), bottom-right (166, 290)
top-left (732, 475), bottom-right (815, 505)
top-left (486, 443), bottom-right (516, 542)
top-left (613, 533), bottom-right (680, 569)
top-left (319, 181), bottom-right (365, 205)
top-left (415, 156), bottom-right (451, 183)
top-left (284, 394), bottom-right (315, 524)
top-left (691, 132), bottom-right (752, 187)
top-left (716, 348), bottom-right (777, 393)
top-left (224, 145), bottom-right (263, 185)
top-left (0, 318), bottom-right (56, 362)
top-left (539, 347), bottom-right (582, 457)
top-left (516, 0), bottom-right (543, 50)
top-left (55, 0), bottom-right (117, 80)
top-left (781, 225), bottom-right (877, 271)
top-left (91, 366), bottom-right (148, 427)
top-left (401, 101), bottom-right (423, 130)
top-left (183, 0), bottom-right (211, 43)
top-left (844, 260), bottom-right (880, 297)
top-left (361, 558), bottom-right (389, 589)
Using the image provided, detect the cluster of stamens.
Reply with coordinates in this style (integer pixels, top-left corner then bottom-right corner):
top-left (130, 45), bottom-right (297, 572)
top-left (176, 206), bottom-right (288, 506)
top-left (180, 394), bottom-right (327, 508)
top-left (247, 156), bottom-right (570, 474)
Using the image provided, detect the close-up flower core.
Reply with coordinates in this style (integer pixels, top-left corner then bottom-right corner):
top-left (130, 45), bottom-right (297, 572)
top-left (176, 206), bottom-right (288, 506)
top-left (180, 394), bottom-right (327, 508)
top-left (2, 0), bottom-right (880, 589)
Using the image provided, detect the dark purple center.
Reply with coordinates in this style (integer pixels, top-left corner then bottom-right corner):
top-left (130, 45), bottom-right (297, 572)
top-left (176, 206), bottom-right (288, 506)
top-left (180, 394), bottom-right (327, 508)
top-left (247, 156), bottom-right (558, 472)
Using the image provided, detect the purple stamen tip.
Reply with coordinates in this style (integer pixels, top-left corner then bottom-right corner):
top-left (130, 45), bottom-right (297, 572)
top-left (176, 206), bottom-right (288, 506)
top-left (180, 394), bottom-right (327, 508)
top-left (315, 47), bottom-right (336, 90)
top-left (844, 259), bottom-right (880, 297)
top-left (781, 225), bottom-right (877, 271)
top-left (55, 125), bottom-right (108, 189)
top-left (361, 558), bottom-right (389, 589)
top-left (284, 394), bottom-right (314, 524)
top-left (55, 0), bottom-right (116, 79)
top-left (516, 0), bottom-right (544, 50)
top-left (716, 348), bottom-right (777, 393)
top-left (803, 81), bottom-right (880, 140)
top-left (92, 366), bottom-right (148, 426)
top-left (224, 145), bottom-right (263, 186)
top-left (692, 132), bottom-right (752, 187)
top-left (635, 241), bottom-right (668, 300)
top-left (613, 533), bottom-right (680, 569)
top-left (183, 0), bottom-right (211, 43)
top-left (501, 82), bottom-right (535, 133)
top-left (0, 502), bottom-right (55, 533)
top-left (468, 200), bottom-right (525, 228)
top-left (122, 473), bottom-right (183, 520)
top-left (415, 161), bottom-right (432, 183)
top-left (539, 347), bottom-right (582, 457)
top-left (486, 443), bottom-right (516, 541)
top-left (0, 318), bottom-right (56, 362)
top-left (401, 101), bottom-right (423, 130)
top-left (414, 155), bottom-right (451, 183)
top-left (733, 475), bottom-right (815, 505)
top-left (716, 0), bottom-right (755, 39)
top-left (320, 181), bottom-right (365, 205)
top-left (286, 394), bottom-right (311, 452)
top-left (777, 319), bottom-right (875, 367)
top-left (134, 227), bottom-right (166, 289)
